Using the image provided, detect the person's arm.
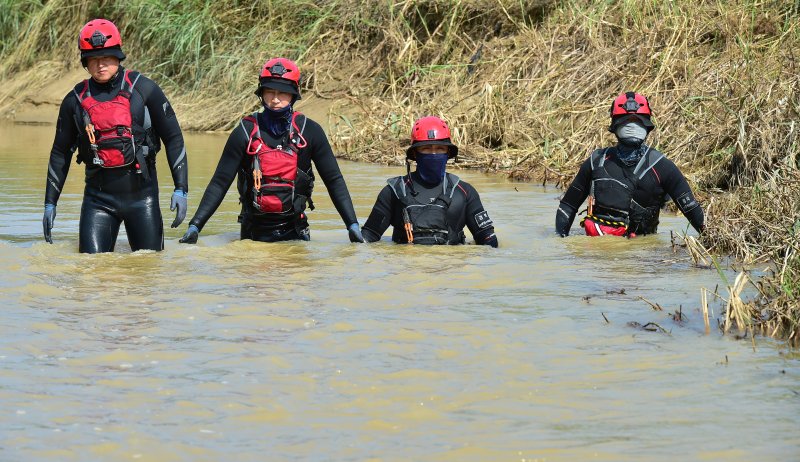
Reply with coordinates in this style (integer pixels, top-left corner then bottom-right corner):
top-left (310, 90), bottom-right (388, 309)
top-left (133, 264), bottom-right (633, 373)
top-left (461, 182), bottom-right (498, 247)
top-left (361, 186), bottom-right (395, 242)
top-left (660, 159), bottom-right (704, 233)
top-left (304, 120), bottom-right (359, 227)
top-left (556, 159), bottom-right (592, 236)
top-left (187, 126), bottom-right (248, 232)
top-left (43, 94), bottom-right (80, 243)
top-left (137, 76), bottom-right (188, 193)
top-left (45, 94), bottom-right (80, 206)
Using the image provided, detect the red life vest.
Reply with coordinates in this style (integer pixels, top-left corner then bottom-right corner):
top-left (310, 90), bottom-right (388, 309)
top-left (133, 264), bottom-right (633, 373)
top-left (242, 112), bottom-right (309, 215)
top-left (581, 216), bottom-right (633, 237)
top-left (74, 70), bottom-right (141, 168)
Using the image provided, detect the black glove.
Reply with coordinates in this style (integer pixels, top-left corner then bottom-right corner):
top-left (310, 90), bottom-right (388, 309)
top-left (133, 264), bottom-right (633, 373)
top-left (347, 223), bottom-right (365, 243)
top-left (179, 224), bottom-right (199, 244)
top-left (170, 190), bottom-right (188, 228)
top-left (43, 204), bottom-right (56, 244)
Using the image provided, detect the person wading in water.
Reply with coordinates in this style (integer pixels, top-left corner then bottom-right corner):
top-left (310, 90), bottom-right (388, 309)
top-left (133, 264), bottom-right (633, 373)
top-left (43, 18), bottom-right (189, 253)
top-left (361, 116), bottom-right (498, 247)
top-left (555, 92), bottom-right (704, 238)
top-left (179, 57), bottom-right (364, 244)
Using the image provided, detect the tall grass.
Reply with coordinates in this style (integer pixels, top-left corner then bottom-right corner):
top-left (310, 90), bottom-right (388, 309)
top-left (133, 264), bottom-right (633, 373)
top-left (0, 0), bottom-right (797, 343)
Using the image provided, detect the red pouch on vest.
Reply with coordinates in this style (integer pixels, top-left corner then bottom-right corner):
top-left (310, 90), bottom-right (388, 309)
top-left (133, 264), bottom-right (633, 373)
top-left (583, 217), bottom-right (628, 237)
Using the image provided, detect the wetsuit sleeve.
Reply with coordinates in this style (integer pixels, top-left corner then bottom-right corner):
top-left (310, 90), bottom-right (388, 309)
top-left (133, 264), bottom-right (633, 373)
top-left (45, 93), bottom-right (80, 205)
top-left (556, 158), bottom-right (592, 236)
top-left (136, 76), bottom-right (188, 193)
top-left (461, 182), bottom-right (498, 247)
top-left (304, 120), bottom-right (358, 226)
top-left (361, 185), bottom-right (395, 242)
top-left (660, 159), bottom-right (705, 233)
top-left (188, 126), bottom-right (248, 231)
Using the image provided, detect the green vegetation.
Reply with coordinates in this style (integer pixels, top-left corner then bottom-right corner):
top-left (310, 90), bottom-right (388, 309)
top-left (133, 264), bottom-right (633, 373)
top-left (0, 0), bottom-right (797, 343)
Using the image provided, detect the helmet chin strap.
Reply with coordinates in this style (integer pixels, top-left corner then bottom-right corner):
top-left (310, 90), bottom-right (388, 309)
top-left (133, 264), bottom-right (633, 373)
top-left (406, 160), bottom-right (419, 196)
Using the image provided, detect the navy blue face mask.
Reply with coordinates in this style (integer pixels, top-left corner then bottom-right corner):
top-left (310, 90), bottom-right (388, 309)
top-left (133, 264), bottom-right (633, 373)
top-left (415, 153), bottom-right (449, 185)
top-left (260, 104), bottom-right (293, 138)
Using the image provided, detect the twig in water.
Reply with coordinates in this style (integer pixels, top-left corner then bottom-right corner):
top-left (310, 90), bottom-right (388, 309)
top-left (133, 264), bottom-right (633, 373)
top-left (702, 288), bottom-right (711, 335)
top-left (672, 305), bottom-right (686, 323)
top-left (638, 296), bottom-right (663, 311)
top-left (641, 322), bottom-right (670, 334)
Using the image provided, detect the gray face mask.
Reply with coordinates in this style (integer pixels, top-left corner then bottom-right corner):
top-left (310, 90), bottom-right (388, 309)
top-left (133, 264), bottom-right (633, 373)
top-left (615, 120), bottom-right (648, 146)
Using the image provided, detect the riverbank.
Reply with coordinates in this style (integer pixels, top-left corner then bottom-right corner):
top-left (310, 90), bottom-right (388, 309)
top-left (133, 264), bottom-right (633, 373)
top-left (1, 0), bottom-right (797, 344)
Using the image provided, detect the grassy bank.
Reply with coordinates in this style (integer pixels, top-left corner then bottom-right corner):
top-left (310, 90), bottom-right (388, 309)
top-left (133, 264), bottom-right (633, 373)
top-left (1, 0), bottom-right (797, 343)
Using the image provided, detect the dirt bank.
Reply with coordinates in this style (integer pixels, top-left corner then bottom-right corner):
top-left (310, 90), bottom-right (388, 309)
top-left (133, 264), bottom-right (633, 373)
top-left (0, 66), bottom-right (342, 135)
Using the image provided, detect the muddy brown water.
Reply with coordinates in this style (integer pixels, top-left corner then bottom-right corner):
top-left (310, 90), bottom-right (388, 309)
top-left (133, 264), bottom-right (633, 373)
top-left (0, 122), bottom-right (798, 461)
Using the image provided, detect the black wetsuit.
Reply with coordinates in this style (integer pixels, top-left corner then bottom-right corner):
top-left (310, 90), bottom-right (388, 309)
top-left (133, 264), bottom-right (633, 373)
top-left (45, 67), bottom-right (188, 253)
top-left (556, 145), bottom-right (704, 236)
top-left (188, 111), bottom-right (358, 242)
top-left (362, 171), bottom-right (498, 247)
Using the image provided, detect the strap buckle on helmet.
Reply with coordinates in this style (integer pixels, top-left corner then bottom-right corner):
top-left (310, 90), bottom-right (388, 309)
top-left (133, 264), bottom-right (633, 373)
top-left (88, 30), bottom-right (108, 48)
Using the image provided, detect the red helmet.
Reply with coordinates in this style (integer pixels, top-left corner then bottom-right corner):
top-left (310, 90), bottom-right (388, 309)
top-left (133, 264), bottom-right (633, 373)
top-left (255, 57), bottom-right (302, 99)
top-left (79, 19), bottom-right (125, 66)
top-left (406, 116), bottom-right (458, 160)
top-left (609, 91), bottom-right (654, 132)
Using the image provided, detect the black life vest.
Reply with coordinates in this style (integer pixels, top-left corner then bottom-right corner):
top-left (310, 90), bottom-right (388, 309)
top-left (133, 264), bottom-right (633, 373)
top-left (73, 70), bottom-right (154, 169)
top-left (589, 146), bottom-right (665, 235)
top-left (387, 173), bottom-right (463, 245)
top-left (241, 112), bottom-right (314, 216)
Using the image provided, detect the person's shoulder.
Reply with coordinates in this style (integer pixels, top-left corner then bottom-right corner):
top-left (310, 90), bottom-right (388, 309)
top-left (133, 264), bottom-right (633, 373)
top-left (70, 78), bottom-right (87, 91)
top-left (646, 146), bottom-right (676, 166)
top-left (233, 112), bottom-right (259, 139)
top-left (66, 77), bottom-right (90, 97)
top-left (591, 146), bottom-right (614, 159)
top-left (126, 70), bottom-right (153, 85)
top-left (240, 111), bottom-right (259, 124)
top-left (293, 112), bottom-right (322, 133)
top-left (63, 84), bottom-right (81, 100)
top-left (385, 175), bottom-right (408, 197)
top-left (449, 175), bottom-right (476, 197)
top-left (60, 80), bottom-right (89, 107)
top-left (126, 71), bottom-right (165, 97)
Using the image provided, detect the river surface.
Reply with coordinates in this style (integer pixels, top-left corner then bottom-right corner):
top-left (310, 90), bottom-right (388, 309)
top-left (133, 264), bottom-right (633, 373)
top-left (0, 122), bottom-right (798, 461)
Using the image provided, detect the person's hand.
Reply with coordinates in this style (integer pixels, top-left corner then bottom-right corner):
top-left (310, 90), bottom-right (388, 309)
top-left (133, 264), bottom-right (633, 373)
top-left (170, 190), bottom-right (188, 228)
top-left (347, 223), bottom-right (365, 243)
top-left (179, 224), bottom-right (199, 244)
top-left (43, 204), bottom-right (56, 244)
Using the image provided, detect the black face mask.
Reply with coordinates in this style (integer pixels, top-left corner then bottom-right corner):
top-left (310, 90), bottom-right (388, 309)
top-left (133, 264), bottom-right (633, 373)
top-left (415, 153), bottom-right (449, 185)
top-left (261, 104), bottom-right (293, 137)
